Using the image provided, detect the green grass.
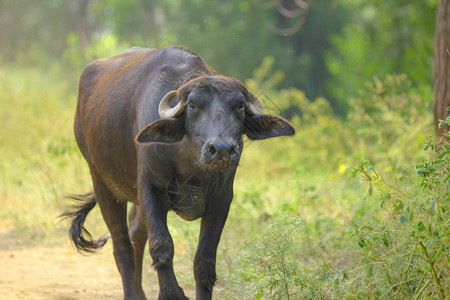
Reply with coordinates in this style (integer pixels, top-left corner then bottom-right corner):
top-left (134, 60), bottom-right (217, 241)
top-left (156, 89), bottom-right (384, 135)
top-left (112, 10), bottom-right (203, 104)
top-left (0, 66), bottom-right (447, 299)
top-left (0, 67), bottom-right (104, 243)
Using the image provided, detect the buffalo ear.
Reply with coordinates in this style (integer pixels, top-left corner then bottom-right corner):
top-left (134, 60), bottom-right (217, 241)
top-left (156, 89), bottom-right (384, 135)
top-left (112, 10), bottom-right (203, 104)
top-left (135, 118), bottom-right (185, 144)
top-left (245, 114), bottom-right (295, 140)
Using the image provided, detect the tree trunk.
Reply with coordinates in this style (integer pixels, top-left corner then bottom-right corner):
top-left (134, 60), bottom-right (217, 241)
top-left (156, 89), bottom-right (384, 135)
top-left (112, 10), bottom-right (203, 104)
top-left (433, 0), bottom-right (450, 139)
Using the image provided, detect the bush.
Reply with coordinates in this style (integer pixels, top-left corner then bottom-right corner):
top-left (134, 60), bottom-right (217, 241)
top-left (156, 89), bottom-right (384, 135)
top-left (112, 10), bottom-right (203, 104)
top-left (345, 136), bottom-right (449, 299)
top-left (243, 213), bottom-right (329, 299)
top-left (347, 74), bottom-right (432, 170)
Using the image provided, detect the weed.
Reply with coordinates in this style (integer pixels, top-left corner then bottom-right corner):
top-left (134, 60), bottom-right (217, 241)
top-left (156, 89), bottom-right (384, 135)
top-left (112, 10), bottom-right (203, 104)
top-left (348, 136), bottom-right (449, 299)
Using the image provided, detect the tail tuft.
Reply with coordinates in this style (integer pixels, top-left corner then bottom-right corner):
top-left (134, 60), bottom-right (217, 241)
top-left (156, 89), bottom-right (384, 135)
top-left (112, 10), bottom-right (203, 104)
top-left (59, 192), bottom-right (108, 253)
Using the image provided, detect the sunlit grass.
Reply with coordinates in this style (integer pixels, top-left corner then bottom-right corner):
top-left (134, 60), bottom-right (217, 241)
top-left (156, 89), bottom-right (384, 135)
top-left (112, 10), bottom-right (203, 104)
top-left (0, 67), bottom-right (97, 243)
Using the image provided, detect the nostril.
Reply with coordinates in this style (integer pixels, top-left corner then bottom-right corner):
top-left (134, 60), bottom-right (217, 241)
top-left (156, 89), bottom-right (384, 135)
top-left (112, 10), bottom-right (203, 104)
top-left (209, 144), bottom-right (217, 156)
top-left (229, 147), bottom-right (237, 157)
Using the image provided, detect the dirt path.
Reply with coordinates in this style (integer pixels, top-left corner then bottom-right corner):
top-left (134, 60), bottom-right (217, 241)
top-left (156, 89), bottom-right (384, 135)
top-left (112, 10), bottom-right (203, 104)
top-left (0, 229), bottom-right (166, 300)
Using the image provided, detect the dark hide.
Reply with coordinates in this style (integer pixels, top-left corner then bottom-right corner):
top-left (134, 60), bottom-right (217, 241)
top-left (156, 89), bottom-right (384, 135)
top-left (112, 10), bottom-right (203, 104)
top-left (62, 46), bottom-right (295, 300)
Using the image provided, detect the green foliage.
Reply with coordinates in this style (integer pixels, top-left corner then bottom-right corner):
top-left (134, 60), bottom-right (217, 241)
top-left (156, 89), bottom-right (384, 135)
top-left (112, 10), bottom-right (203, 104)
top-left (243, 214), bottom-right (328, 299)
top-left (246, 61), bottom-right (433, 173)
top-left (326, 0), bottom-right (437, 109)
top-left (245, 56), bottom-right (305, 120)
top-left (63, 31), bottom-right (131, 70)
top-left (438, 107), bottom-right (450, 135)
top-left (347, 139), bottom-right (449, 299)
top-left (347, 74), bottom-right (432, 170)
top-left (1, 0), bottom-right (438, 114)
top-left (0, 67), bottom-right (104, 243)
top-left (0, 0), bottom-right (372, 108)
top-left (0, 1), bottom-right (75, 66)
top-left (137, 0), bottom-right (349, 97)
top-left (91, 0), bottom-right (161, 46)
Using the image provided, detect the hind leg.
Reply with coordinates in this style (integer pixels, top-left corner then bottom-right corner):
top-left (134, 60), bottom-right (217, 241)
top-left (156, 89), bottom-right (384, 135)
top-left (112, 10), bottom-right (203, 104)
top-left (129, 203), bottom-right (148, 300)
top-left (93, 178), bottom-right (137, 300)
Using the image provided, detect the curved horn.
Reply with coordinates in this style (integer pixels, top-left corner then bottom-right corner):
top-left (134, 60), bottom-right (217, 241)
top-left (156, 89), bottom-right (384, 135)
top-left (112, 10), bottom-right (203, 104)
top-left (158, 90), bottom-right (186, 119)
top-left (247, 91), bottom-right (264, 115)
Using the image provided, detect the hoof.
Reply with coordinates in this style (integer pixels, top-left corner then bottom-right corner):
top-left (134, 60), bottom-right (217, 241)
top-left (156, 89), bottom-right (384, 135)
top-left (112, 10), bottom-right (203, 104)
top-left (158, 287), bottom-right (189, 300)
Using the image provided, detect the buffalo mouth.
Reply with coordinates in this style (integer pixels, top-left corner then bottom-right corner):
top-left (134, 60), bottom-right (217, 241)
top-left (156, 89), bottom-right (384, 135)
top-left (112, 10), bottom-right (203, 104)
top-left (201, 159), bottom-right (240, 171)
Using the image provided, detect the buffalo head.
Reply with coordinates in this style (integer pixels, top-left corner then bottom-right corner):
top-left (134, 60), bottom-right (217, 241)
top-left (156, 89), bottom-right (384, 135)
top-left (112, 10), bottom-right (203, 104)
top-left (135, 75), bottom-right (295, 170)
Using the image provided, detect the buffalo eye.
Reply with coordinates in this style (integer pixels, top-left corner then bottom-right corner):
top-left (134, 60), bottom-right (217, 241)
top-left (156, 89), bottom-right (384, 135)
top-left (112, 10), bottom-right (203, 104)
top-left (187, 100), bottom-right (196, 110)
top-left (237, 101), bottom-right (245, 111)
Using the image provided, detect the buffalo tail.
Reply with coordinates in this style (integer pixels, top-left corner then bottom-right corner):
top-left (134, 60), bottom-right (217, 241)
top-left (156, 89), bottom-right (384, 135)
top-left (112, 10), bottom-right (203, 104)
top-left (59, 192), bottom-right (108, 253)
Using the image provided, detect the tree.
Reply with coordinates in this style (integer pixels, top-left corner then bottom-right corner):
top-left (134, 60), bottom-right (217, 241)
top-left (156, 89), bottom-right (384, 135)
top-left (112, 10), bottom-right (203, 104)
top-left (326, 0), bottom-right (437, 112)
top-left (433, 0), bottom-right (450, 139)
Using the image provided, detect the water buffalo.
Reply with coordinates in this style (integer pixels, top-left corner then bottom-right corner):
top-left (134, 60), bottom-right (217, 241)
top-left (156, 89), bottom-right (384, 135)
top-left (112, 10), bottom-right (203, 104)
top-left (62, 46), bottom-right (295, 300)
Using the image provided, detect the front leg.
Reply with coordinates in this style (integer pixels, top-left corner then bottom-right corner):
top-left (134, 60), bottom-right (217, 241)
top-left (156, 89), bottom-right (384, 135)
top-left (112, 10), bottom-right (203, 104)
top-left (139, 183), bottom-right (188, 300)
top-left (194, 190), bottom-right (233, 300)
